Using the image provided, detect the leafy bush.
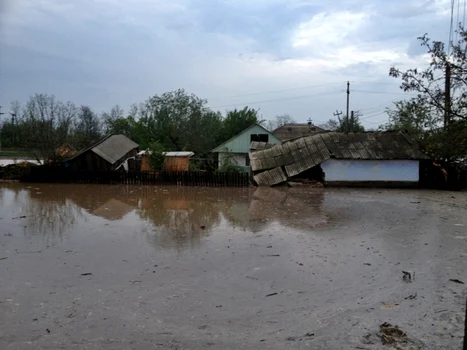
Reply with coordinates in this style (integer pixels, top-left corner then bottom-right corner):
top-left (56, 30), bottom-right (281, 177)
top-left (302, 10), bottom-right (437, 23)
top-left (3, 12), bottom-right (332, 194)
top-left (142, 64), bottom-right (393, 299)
top-left (147, 141), bottom-right (165, 171)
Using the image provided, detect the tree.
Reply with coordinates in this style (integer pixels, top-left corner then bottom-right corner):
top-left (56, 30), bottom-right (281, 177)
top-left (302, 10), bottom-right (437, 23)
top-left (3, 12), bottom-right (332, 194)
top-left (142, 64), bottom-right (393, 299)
top-left (220, 107), bottom-right (259, 142)
top-left (144, 89), bottom-right (223, 154)
top-left (74, 106), bottom-right (101, 149)
top-left (265, 114), bottom-right (296, 131)
top-left (20, 94), bottom-right (68, 163)
top-left (339, 111), bottom-right (365, 132)
top-left (147, 141), bottom-right (165, 171)
top-left (380, 100), bottom-right (436, 140)
top-left (389, 25), bottom-right (467, 161)
top-left (318, 113), bottom-right (364, 132)
top-left (318, 118), bottom-right (340, 131)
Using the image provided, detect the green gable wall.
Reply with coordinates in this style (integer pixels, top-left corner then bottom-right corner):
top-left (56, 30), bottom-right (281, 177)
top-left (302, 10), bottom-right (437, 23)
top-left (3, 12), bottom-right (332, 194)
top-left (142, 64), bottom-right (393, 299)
top-left (212, 124), bottom-right (281, 153)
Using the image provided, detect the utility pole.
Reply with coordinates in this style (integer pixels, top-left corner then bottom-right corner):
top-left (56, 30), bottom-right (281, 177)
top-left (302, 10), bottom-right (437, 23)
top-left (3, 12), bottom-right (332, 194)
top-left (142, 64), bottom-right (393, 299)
top-left (333, 110), bottom-right (343, 123)
top-left (444, 63), bottom-right (451, 129)
top-left (0, 106), bottom-right (4, 152)
top-left (346, 81), bottom-right (350, 121)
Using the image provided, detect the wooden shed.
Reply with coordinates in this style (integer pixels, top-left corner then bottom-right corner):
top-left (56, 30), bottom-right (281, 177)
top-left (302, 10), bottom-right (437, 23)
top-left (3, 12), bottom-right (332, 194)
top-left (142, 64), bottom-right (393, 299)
top-left (138, 151), bottom-right (194, 172)
top-left (65, 134), bottom-right (139, 171)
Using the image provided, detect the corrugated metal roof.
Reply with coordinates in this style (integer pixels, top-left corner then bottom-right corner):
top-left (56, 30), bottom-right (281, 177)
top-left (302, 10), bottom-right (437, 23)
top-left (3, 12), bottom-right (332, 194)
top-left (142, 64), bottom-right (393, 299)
top-left (137, 151), bottom-right (194, 157)
top-left (91, 135), bottom-right (139, 164)
top-left (251, 131), bottom-right (428, 176)
top-left (164, 151), bottom-right (194, 157)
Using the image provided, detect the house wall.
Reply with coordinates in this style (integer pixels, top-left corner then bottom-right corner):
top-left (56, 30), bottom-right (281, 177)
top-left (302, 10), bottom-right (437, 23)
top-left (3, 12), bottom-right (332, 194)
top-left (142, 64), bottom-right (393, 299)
top-left (214, 125), bottom-right (281, 154)
top-left (219, 152), bottom-right (249, 172)
top-left (163, 157), bottom-right (190, 171)
top-left (140, 155), bottom-right (152, 172)
top-left (321, 160), bottom-right (420, 182)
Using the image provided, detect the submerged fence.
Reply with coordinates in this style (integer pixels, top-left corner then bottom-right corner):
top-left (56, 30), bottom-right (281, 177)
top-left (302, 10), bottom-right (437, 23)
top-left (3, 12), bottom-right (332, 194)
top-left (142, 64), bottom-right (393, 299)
top-left (23, 167), bottom-right (250, 187)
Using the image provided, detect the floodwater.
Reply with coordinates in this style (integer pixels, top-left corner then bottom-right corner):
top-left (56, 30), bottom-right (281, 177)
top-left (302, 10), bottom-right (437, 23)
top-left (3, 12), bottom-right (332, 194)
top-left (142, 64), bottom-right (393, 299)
top-left (0, 159), bottom-right (38, 167)
top-left (0, 184), bottom-right (466, 349)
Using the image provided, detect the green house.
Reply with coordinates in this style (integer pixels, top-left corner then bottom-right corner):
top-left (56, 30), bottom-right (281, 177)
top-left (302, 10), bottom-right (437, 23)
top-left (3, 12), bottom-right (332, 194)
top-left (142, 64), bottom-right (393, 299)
top-left (211, 124), bottom-right (281, 172)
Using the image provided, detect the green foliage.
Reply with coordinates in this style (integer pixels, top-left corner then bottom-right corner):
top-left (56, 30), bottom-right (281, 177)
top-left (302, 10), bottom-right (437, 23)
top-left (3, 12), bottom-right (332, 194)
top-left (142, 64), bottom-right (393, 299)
top-left (220, 107), bottom-right (259, 142)
top-left (338, 113), bottom-right (365, 132)
top-left (143, 89), bottom-right (223, 154)
top-left (217, 150), bottom-right (244, 173)
top-left (388, 25), bottom-right (467, 161)
top-left (217, 163), bottom-right (243, 173)
top-left (147, 141), bottom-right (165, 171)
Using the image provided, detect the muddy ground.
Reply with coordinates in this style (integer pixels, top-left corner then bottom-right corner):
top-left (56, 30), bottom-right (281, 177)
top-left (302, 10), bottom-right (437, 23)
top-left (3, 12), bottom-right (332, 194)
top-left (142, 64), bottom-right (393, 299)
top-left (0, 184), bottom-right (466, 349)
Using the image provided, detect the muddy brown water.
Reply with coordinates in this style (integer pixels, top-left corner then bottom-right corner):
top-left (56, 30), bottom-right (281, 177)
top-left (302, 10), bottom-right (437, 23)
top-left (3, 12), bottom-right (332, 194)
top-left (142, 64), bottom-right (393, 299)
top-left (0, 184), bottom-right (466, 349)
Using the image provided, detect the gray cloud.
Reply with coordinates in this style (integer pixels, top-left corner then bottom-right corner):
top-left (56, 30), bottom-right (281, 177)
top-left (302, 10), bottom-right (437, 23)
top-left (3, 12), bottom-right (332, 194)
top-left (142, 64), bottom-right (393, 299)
top-left (0, 0), bottom-right (455, 128)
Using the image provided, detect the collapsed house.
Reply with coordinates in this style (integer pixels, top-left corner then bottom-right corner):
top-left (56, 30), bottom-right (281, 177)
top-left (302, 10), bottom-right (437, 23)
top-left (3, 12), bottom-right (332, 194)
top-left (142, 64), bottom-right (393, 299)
top-left (249, 131), bottom-right (429, 187)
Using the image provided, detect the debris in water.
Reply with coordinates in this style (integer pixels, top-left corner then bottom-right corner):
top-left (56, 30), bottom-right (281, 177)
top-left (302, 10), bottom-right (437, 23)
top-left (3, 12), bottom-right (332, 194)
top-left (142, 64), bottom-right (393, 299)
top-left (380, 302), bottom-right (400, 310)
top-left (266, 293), bottom-right (278, 297)
top-left (46, 328), bottom-right (51, 334)
top-left (378, 322), bottom-right (407, 345)
top-left (449, 278), bottom-right (464, 284)
top-left (402, 271), bottom-right (414, 282)
top-left (363, 263), bottom-right (371, 266)
top-left (12, 215), bottom-right (27, 219)
top-left (304, 332), bottom-right (315, 337)
top-left (405, 293), bottom-right (417, 300)
top-left (409, 201), bottom-right (420, 204)
top-left (80, 273), bottom-right (93, 276)
top-left (0, 257), bottom-right (8, 260)
top-left (246, 276), bottom-right (258, 280)
top-left (130, 280), bottom-right (142, 284)
top-left (266, 254), bottom-right (280, 257)
top-left (200, 225), bottom-right (206, 229)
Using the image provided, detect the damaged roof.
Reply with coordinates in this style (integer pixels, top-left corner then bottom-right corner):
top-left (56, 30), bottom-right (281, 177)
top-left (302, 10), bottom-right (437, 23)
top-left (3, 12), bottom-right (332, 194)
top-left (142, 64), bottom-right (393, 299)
top-left (70, 134), bottom-right (139, 165)
top-left (272, 123), bottom-right (325, 141)
top-left (250, 131), bottom-right (429, 185)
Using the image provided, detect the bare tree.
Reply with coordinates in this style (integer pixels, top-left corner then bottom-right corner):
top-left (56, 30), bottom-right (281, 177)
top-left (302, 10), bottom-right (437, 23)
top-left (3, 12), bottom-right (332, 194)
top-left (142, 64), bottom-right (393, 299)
top-left (318, 119), bottom-right (339, 131)
top-left (265, 114), bottom-right (296, 131)
top-left (75, 106), bottom-right (101, 148)
top-left (21, 94), bottom-right (63, 164)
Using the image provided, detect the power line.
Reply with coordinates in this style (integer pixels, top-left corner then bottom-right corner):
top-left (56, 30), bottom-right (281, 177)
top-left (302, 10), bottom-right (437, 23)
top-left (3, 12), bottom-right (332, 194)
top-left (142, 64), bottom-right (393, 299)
top-left (208, 91), bottom-right (341, 109)
top-left (352, 89), bottom-right (416, 96)
top-left (456, 0), bottom-right (461, 43)
top-left (207, 80), bottom-right (400, 101)
top-left (208, 82), bottom-right (345, 100)
top-left (358, 101), bottom-right (394, 113)
top-left (359, 111), bottom-right (387, 120)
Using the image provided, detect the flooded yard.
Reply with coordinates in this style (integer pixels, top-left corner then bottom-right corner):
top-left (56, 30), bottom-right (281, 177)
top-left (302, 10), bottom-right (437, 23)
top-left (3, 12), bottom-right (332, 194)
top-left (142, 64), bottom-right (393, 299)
top-left (0, 184), bottom-right (466, 349)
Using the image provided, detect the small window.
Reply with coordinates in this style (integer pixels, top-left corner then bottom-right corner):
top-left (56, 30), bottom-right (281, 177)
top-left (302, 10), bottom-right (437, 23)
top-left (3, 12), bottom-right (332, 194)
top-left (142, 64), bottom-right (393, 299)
top-left (250, 134), bottom-right (269, 143)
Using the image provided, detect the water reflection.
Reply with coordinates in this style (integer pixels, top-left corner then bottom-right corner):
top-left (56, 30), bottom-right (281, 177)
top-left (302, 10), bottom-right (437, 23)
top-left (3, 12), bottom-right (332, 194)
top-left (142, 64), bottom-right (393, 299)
top-left (0, 184), bottom-right (328, 249)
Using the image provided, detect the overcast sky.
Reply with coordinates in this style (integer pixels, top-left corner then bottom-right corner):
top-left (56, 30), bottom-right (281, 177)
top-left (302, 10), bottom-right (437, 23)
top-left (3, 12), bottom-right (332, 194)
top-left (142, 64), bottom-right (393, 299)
top-left (0, 0), bottom-right (453, 128)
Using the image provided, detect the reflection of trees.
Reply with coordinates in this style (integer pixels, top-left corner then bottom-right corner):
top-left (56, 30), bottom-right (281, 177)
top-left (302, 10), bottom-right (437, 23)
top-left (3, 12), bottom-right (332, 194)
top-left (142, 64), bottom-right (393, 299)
top-left (3, 184), bottom-right (83, 245)
top-left (137, 188), bottom-right (241, 250)
top-left (1, 184), bottom-right (329, 251)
